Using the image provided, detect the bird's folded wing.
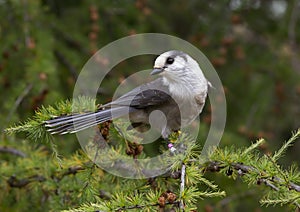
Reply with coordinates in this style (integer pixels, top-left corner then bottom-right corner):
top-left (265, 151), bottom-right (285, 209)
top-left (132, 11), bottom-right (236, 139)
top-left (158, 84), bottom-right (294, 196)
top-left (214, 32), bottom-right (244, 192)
top-left (103, 78), bottom-right (172, 109)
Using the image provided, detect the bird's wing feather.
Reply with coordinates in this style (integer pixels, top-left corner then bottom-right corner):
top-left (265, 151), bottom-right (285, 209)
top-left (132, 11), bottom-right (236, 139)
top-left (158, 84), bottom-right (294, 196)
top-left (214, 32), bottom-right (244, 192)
top-left (104, 78), bottom-right (172, 109)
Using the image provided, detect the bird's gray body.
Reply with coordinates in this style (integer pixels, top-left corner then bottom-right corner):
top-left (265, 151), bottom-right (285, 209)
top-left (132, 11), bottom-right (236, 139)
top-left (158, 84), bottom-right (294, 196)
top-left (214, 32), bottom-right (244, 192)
top-left (45, 50), bottom-right (210, 138)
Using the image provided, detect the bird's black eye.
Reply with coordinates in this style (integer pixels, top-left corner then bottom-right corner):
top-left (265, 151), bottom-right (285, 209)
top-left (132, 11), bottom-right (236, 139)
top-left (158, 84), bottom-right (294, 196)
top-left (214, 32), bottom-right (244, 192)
top-left (166, 57), bottom-right (174, 65)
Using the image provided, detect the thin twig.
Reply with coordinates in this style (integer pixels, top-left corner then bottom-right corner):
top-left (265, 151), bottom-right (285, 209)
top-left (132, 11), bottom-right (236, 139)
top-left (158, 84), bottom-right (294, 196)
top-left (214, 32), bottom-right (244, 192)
top-left (54, 49), bottom-right (78, 80)
top-left (0, 146), bottom-right (26, 157)
top-left (51, 27), bottom-right (90, 55)
top-left (179, 163), bottom-right (186, 211)
top-left (61, 166), bottom-right (85, 178)
top-left (7, 165), bottom-right (85, 188)
top-left (115, 201), bottom-right (180, 211)
top-left (205, 161), bottom-right (300, 192)
top-left (162, 170), bottom-right (181, 179)
top-left (5, 84), bottom-right (33, 126)
top-left (7, 175), bottom-right (46, 188)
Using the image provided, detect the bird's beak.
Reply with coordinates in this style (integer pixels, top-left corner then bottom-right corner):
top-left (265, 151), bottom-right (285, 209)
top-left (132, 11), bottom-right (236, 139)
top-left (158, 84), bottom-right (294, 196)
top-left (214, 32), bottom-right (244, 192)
top-left (151, 67), bottom-right (164, 75)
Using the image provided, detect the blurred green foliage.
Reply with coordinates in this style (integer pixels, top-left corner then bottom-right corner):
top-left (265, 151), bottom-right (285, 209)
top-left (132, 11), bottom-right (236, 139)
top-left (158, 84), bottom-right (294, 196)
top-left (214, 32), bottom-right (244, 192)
top-left (0, 0), bottom-right (299, 211)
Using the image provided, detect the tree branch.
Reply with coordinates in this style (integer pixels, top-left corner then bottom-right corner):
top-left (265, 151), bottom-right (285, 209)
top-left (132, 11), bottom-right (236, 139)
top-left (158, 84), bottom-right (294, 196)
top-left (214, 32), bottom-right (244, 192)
top-left (0, 146), bottom-right (27, 157)
top-left (6, 165), bottom-right (85, 188)
top-left (205, 161), bottom-right (300, 192)
top-left (4, 83), bottom-right (33, 127)
top-left (54, 49), bottom-right (78, 80)
top-left (7, 175), bottom-right (46, 188)
top-left (51, 27), bottom-right (90, 55)
top-left (115, 201), bottom-right (180, 211)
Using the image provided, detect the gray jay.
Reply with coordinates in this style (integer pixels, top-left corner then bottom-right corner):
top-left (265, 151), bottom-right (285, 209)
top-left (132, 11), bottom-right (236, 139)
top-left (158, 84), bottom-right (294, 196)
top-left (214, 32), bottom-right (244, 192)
top-left (45, 50), bottom-right (210, 141)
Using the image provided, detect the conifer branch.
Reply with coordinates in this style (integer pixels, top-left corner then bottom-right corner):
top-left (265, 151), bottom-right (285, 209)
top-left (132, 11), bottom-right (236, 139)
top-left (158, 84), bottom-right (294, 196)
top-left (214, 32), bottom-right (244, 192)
top-left (204, 129), bottom-right (300, 208)
top-left (7, 175), bottom-right (46, 188)
top-left (3, 94), bottom-right (300, 211)
top-left (204, 160), bottom-right (300, 192)
top-left (115, 201), bottom-right (180, 211)
top-left (4, 96), bottom-right (96, 142)
top-left (272, 129), bottom-right (300, 162)
top-left (6, 165), bottom-right (85, 188)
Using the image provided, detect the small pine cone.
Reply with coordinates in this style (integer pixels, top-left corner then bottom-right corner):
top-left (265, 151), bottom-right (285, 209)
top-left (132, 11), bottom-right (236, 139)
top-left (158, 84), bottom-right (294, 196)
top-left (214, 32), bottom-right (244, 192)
top-left (126, 148), bottom-right (134, 156)
top-left (158, 196), bottom-right (166, 208)
top-left (135, 144), bottom-right (144, 155)
top-left (166, 192), bottom-right (177, 203)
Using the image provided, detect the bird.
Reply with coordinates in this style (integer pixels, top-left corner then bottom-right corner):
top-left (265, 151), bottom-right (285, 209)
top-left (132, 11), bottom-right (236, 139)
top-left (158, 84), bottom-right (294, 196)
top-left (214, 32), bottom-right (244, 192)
top-left (44, 50), bottom-right (210, 142)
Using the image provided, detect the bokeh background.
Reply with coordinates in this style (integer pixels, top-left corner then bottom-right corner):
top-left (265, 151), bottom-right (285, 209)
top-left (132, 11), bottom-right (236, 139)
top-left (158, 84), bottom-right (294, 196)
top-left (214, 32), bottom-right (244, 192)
top-left (0, 0), bottom-right (299, 211)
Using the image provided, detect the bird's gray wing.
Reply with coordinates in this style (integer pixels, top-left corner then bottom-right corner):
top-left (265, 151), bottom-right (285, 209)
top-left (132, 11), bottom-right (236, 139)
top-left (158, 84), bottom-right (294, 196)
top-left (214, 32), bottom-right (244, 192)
top-left (104, 78), bottom-right (172, 109)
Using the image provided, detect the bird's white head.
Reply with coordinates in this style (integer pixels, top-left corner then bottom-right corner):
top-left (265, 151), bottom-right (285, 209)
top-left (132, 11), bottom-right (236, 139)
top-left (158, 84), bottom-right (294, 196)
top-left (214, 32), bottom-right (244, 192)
top-left (151, 50), bottom-right (209, 96)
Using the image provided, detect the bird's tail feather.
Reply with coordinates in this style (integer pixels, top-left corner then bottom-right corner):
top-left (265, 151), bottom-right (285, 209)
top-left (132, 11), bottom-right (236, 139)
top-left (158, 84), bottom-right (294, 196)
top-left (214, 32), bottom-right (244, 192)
top-left (44, 107), bottom-right (130, 134)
